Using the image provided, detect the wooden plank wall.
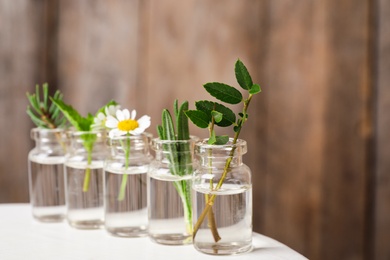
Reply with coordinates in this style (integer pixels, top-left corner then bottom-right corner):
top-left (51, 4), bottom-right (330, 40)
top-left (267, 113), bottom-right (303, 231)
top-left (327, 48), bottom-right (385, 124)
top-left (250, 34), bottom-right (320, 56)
top-left (375, 0), bottom-right (390, 259)
top-left (0, 0), bottom-right (389, 259)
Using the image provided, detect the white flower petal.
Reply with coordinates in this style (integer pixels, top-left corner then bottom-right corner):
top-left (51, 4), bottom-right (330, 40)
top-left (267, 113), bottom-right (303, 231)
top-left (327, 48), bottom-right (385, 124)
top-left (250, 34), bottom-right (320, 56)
top-left (130, 128), bottom-right (143, 135)
top-left (104, 106), bottom-right (111, 116)
top-left (131, 109), bottom-right (136, 120)
top-left (137, 115), bottom-right (151, 130)
top-left (123, 109), bottom-right (130, 120)
top-left (106, 116), bottom-right (119, 128)
top-left (97, 112), bottom-right (105, 121)
top-left (109, 129), bottom-right (120, 138)
top-left (116, 110), bottom-right (125, 121)
top-left (118, 130), bottom-right (128, 136)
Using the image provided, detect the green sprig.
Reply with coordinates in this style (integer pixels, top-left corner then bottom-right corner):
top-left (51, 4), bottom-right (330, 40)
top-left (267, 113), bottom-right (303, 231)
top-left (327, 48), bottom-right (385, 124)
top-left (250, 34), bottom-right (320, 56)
top-left (186, 58), bottom-right (262, 241)
top-left (26, 83), bottom-right (67, 129)
top-left (51, 98), bottom-right (118, 192)
top-left (157, 100), bottom-right (193, 235)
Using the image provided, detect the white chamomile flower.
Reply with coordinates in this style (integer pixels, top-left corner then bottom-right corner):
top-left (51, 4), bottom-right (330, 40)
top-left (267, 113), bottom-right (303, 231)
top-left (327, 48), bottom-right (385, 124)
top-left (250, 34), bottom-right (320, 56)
top-left (105, 109), bottom-right (151, 138)
top-left (92, 104), bottom-right (120, 130)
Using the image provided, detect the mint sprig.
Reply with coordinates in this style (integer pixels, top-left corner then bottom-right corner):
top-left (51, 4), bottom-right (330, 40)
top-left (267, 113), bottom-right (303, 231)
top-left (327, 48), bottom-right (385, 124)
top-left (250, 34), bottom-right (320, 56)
top-left (51, 98), bottom-right (117, 192)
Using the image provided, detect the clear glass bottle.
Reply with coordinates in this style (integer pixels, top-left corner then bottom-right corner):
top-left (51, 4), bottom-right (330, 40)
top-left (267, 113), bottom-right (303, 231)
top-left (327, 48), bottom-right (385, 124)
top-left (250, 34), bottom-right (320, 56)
top-left (64, 130), bottom-right (108, 229)
top-left (147, 138), bottom-right (196, 245)
top-left (104, 133), bottom-right (152, 237)
top-left (28, 128), bottom-right (67, 222)
top-left (192, 138), bottom-right (252, 255)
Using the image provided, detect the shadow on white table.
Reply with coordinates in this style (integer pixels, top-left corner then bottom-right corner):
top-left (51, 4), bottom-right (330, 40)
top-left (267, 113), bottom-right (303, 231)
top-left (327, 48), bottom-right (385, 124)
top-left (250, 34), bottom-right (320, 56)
top-left (0, 204), bottom-right (307, 260)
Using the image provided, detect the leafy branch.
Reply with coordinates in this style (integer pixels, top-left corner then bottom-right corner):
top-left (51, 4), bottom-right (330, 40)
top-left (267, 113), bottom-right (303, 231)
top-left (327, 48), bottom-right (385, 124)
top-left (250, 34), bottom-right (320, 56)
top-left (185, 59), bottom-right (261, 241)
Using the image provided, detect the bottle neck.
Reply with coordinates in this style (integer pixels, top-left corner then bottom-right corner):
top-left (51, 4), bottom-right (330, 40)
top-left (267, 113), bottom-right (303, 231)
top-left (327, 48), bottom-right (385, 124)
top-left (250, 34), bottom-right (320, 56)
top-left (68, 130), bottom-right (107, 153)
top-left (108, 134), bottom-right (151, 159)
top-left (195, 138), bottom-right (247, 167)
top-left (31, 128), bottom-right (67, 153)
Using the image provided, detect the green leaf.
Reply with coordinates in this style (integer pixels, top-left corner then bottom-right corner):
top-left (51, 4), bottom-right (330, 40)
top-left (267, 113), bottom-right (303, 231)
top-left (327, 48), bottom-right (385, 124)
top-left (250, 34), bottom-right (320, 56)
top-left (195, 100), bottom-right (236, 127)
top-left (43, 83), bottom-right (49, 111)
top-left (26, 108), bottom-right (46, 128)
top-left (185, 110), bottom-right (210, 128)
top-left (51, 98), bottom-right (93, 131)
top-left (249, 84), bottom-right (261, 94)
top-left (176, 101), bottom-right (190, 140)
top-left (161, 109), bottom-right (176, 140)
top-left (211, 110), bottom-right (223, 123)
top-left (215, 135), bottom-right (229, 145)
top-left (235, 59), bottom-right (253, 90)
top-left (208, 130), bottom-right (216, 144)
top-left (35, 84), bottom-right (41, 109)
top-left (49, 91), bottom-right (61, 114)
top-left (27, 94), bottom-right (43, 116)
top-left (203, 82), bottom-right (242, 104)
top-left (174, 99), bottom-right (179, 120)
top-left (157, 125), bottom-right (164, 139)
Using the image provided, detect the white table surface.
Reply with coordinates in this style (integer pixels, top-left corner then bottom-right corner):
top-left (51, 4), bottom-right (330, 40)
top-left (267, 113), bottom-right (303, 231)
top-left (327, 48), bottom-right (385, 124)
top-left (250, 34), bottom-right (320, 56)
top-left (0, 204), bottom-right (307, 260)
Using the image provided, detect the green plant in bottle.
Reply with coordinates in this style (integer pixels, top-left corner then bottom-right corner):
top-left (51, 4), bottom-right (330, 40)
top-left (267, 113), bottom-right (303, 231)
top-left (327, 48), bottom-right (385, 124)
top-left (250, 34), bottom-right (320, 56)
top-left (51, 98), bottom-right (118, 192)
top-left (185, 59), bottom-right (261, 240)
top-left (156, 100), bottom-right (194, 235)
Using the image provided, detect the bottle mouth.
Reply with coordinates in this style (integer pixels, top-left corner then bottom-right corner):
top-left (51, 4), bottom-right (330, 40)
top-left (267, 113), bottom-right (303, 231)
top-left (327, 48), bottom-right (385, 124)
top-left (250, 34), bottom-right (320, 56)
top-left (151, 136), bottom-right (199, 151)
top-left (107, 132), bottom-right (152, 150)
top-left (195, 138), bottom-right (247, 156)
top-left (30, 127), bottom-right (66, 141)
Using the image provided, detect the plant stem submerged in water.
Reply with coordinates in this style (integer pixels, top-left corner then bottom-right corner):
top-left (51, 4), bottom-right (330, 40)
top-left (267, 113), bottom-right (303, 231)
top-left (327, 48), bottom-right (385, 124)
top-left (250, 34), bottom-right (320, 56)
top-left (192, 94), bottom-right (254, 240)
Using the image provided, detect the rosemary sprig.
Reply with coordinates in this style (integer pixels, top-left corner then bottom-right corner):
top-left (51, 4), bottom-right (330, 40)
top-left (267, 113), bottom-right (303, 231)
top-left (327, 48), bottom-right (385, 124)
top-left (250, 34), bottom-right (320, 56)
top-left (26, 83), bottom-right (67, 129)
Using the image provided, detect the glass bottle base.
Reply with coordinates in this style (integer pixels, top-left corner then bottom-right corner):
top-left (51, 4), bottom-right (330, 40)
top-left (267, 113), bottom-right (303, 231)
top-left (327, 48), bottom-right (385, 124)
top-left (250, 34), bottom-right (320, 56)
top-left (194, 242), bottom-right (252, 255)
top-left (33, 214), bottom-right (65, 223)
top-left (106, 226), bottom-right (148, 237)
top-left (149, 233), bottom-right (192, 245)
top-left (68, 219), bottom-right (104, 229)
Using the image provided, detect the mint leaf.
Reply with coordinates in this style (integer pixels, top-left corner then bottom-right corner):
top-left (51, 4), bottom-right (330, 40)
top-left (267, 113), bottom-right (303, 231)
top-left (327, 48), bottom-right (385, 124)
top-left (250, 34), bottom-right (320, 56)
top-left (235, 59), bottom-right (253, 90)
top-left (51, 98), bottom-right (93, 131)
top-left (249, 84), bottom-right (261, 95)
top-left (185, 110), bottom-right (210, 128)
top-left (203, 82), bottom-right (242, 104)
top-left (215, 135), bottom-right (229, 145)
top-left (195, 100), bottom-right (236, 127)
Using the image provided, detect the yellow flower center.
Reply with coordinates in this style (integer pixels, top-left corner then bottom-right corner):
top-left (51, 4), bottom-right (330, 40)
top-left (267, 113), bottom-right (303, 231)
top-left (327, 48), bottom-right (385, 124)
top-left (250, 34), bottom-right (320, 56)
top-left (118, 119), bottom-right (139, 132)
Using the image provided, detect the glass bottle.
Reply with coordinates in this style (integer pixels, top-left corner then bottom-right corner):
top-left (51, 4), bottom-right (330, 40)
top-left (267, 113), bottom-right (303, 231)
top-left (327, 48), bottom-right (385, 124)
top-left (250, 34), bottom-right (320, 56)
top-left (147, 138), bottom-right (197, 245)
top-left (64, 130), bottom-right (108, 229)
top-left (104, 133), bottom-right (152, 237)
top-left (28, 128), bottom-right (67, 222)
top-left (192, 138), bottom-right (252, 255)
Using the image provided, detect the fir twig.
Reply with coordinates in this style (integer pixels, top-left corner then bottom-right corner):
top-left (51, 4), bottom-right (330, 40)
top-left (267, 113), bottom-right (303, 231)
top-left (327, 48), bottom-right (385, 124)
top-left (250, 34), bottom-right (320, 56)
top-left (26, 83), bottom-right (67, 129)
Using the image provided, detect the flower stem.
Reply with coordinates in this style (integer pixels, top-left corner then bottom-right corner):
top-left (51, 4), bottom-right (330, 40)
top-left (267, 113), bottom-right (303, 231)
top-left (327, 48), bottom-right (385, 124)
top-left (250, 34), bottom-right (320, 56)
top-left (83, 151), bottom-right (92, 192)
top-left (118, 135), bottom-right (130, 201)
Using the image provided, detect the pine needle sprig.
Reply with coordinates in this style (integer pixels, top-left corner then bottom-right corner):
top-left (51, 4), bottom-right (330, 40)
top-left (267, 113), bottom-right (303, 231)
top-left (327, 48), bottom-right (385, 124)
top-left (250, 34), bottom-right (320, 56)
top-left (26, 83), bottom-right (67, 129)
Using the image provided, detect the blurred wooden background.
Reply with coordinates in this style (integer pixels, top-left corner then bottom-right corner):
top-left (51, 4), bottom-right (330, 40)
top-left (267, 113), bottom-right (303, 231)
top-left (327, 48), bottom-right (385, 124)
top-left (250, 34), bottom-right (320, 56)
top-left (0, 0), bottom-right (389, 259)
